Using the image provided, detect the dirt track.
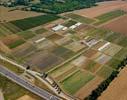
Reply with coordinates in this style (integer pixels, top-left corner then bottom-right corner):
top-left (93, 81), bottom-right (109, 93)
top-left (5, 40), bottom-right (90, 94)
top-left (99, 66), bottom-right (127, 100)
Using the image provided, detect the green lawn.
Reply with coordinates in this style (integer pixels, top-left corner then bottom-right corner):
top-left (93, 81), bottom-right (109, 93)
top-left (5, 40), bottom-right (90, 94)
top-left (94, 10), bottom-right (126, 25)
top-left (65, 13), bottom-right (95, 24)
top-left (61, 70), bottom-right (94, 94)
top-left (10, 14), bottom-right (60, 30)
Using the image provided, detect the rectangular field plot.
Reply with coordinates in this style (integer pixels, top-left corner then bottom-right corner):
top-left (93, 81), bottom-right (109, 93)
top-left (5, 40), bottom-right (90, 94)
top-left (34, 28), bottom-right (47, 34)
top-left (114, 48), bottom-right (127, 60)
top-left (25, 51), bottom-right (64, 71)
top-left (83, 60), bottom-right (102, 73)
top-left (52, 46), bottom-right (75, 59)
top-left (65, 13), bottom-right (95, 24)
top-left (12, 43), bottom-right (36, 58)
top-left (10, 14), bottom-right (60, 30)
top-left (94, 10), bottom-right (126, 25)
top-left (17, 31), bottom-right (36, 40)
top-left (2, 23), bottom-right (22, 33)
top-left (1, 34), bottom-right (25, 49)
top-left (49, 64), bottom-right (76, 79)
top-left (102, 15), bottom-right (127, 36)
top-left (61, 70), bottom-right (94, 94)
top-left (62, 20), bottom-right (77, 27)
top-left (106, 58), bottom-right (121, 69)
top-left (64, 41), bottom-right (87, 52)
top-left (96, 65), bottom-right (114, 79)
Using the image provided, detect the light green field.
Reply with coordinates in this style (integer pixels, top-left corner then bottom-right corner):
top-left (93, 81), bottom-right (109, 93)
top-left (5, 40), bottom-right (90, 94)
top-left (96, 65), bottom-right (114, 79)
top-left (114, 48), bottom-right (127, 60)
top-left (61, 70), bottom-right (94, 94)
top-left (34, 28), bottom-right (47, 34)
top-left (65, 13), bottom-right (95, 24)
top-left (94, 10), bottom-right (126, 25)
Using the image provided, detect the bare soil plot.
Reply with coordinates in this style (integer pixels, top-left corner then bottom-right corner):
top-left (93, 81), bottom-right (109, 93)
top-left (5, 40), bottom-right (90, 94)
top-left (101, 15), bottom-right (127, 36)
top-left (0, 6), bottom-right (43, 22)
top-left (74, 1), bottom-right (127, 18)
top-left (75, 76), bottom-right (103, 100)
top-left (35, 39), bottom-right (56, 51)
top-left (98, 67), bottom-right (127, 100)
top-left (64, 41), bottom-right (87, 52)
top-left (71, 56), bottom-right (87, 67)
top-left (1, 34), bottom-right (21, 46)
top-left (80, 59), bottom-right (101, 73)
top-left (17, 95), bottom-right (36, 100)
top-left (47, 33), bottom-right (63, 41)
top-left (55, 36), bottom-right (73, 46)
top-left (25, 51), bottom-right (64, 71)
top-left (83, 49), bottom-right (98, 59)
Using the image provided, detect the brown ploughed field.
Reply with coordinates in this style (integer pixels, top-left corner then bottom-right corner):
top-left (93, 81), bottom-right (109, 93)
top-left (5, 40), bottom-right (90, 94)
top-left (73, 1), bottom-right (127, 18)
top-left (101, 15), bottom-right (127, 36)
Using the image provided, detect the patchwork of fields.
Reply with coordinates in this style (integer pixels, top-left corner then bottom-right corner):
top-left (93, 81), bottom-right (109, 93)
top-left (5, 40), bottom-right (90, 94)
top-left (0, 1), bottom-right (127, 100)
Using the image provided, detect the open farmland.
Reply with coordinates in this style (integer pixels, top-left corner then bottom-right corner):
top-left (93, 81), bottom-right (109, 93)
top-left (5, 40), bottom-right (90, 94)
top-left (102, 15), bottom-right (127, 36)
top-left (61, 70), bottom-right (94, 94)
top-left (94, 10), bottom-right (126, 25)
top-left (73, 1), bottom-right (127, 18)
top-left (0, 6), bottom-right (43, 22)
top-left (65, 13), bottom-right (95, 24)
top-left (98, 67), bottom-right (127, 100)
top-left (1, 1), bottom-right (127, 100)
top-left (10, 14), bottom-right (60, 30)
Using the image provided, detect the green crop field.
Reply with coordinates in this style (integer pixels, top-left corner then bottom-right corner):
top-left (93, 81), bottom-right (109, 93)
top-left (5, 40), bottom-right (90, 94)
top-left (96, 65), bottom-right (114, 79)
top-left (10, 14), bottom-right (60, 30)
top-left (34, 28), bottom-right (47, 34)
top-left (61, 70), bottom-right (94, 94)
top-left (63, 20), bottom-right (77, 27)
top-left (8, 39), bottom-right (25, 49)
top-left (94, 10), bottom-right (126, 25)
top-left (65, 13), bottom-right (95, 24)
top-left (17, 31), bottom-right (36, 40)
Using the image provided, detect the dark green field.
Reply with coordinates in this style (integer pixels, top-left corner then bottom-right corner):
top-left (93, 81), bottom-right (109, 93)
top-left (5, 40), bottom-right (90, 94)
top-left (10, 14), bottom-right (60, 30)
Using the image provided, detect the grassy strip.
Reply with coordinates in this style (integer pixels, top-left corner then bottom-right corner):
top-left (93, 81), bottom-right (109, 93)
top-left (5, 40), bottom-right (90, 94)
top-left (94, 10), bottom-right (126, 25)
top-left (65, 13), bottom-right (95, 24)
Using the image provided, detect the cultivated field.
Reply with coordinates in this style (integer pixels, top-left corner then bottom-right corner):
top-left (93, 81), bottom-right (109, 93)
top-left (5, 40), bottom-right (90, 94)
top-left (102, 15), bottom-right (127, 36)
top-left (0, 6), bottom-right (43, 22)
top-left (1, 1), bottom-right (127, 99)
top-left (73, 1), bottom-right (127, 18)
top-left (98, 67), bottom-right (127, 100)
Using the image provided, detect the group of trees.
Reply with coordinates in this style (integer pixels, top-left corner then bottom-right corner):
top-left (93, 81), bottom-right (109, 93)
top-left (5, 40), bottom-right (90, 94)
top-left (30, 0), bottom-right (113, 14)
top-left (84, 56), bottom-right (127, 100)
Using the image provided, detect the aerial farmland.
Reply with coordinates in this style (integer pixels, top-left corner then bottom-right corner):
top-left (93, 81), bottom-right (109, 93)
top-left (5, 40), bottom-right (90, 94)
top-left (0, 0), bottom-right (127, 100)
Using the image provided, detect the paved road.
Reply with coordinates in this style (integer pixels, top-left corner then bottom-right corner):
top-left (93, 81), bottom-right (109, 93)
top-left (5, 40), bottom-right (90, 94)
top-left (0, 65), bottom-right (61, 100)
